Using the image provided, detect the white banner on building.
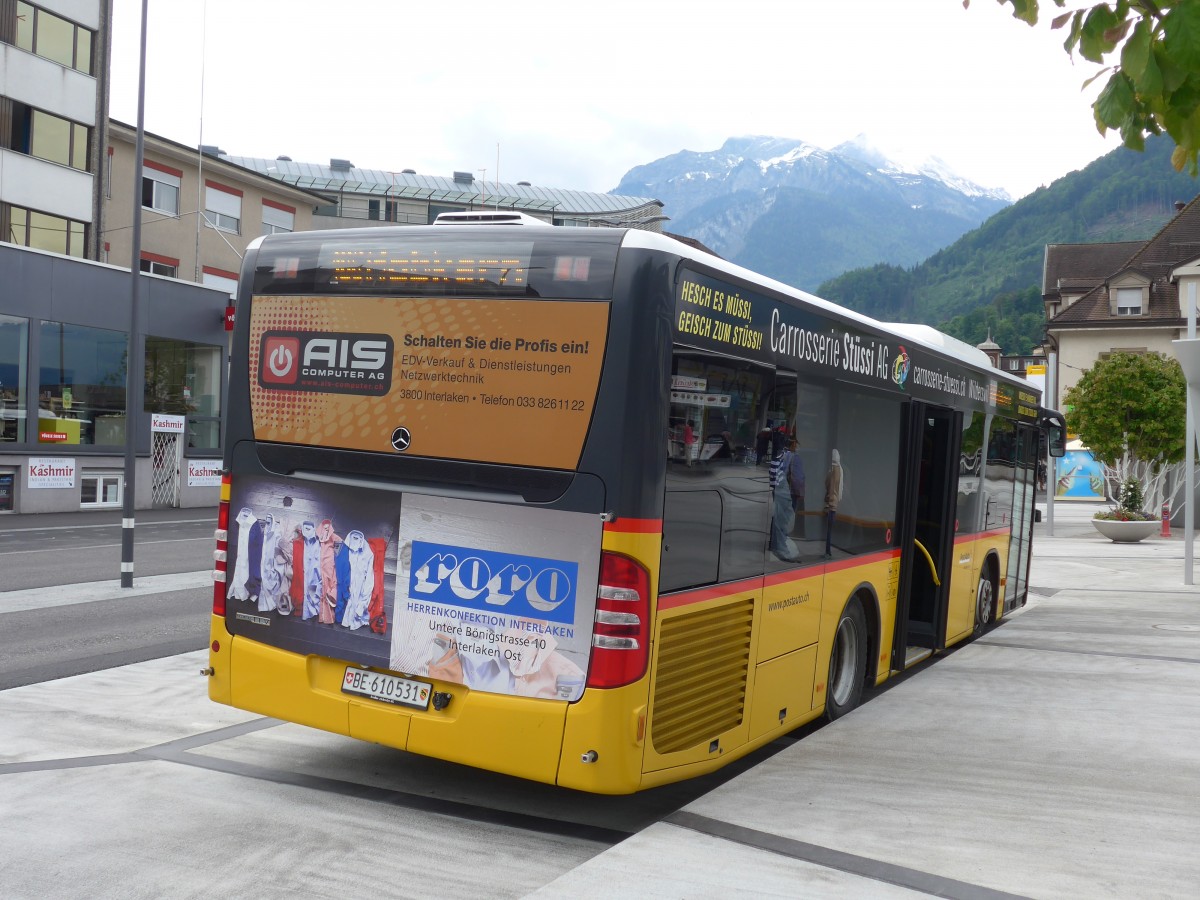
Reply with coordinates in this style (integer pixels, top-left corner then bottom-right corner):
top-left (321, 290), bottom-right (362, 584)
top-left (28, 457), bottom-right (77, 489)
top-left (670, 390), bottom-right (731, 408)
top-left (151, 413), bottom-right (186, 433)
top-left (187, 459), bottom-right (222, 487)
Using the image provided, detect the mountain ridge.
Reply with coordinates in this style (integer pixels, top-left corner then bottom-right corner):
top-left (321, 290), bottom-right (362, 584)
top-left (613, 135), bottom-right (1012, 291)
top-left (612, 133), bottom-right (1199, 354)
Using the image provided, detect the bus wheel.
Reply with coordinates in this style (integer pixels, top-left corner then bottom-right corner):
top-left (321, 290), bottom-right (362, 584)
top-left (826, 597), bottom-right (867, 720)
top-left (974, 566), bottom-right (996, 635)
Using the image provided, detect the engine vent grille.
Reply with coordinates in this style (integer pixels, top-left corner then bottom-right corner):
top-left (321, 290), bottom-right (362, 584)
top-left (651, 598), bottom-right (753, 754)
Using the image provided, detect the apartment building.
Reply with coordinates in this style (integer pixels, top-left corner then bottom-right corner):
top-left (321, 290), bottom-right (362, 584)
top-left (0, 2), bottom-right (229, 514)
top-left (1043, 197), bottom-right (1200, 408)
top-left (103, 122), bottom-right (328, 296)
top-left (1, 0), bottom-right (106, 257)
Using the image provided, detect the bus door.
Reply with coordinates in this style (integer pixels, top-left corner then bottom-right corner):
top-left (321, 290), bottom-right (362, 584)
top-left (1003, 423), bottom-right (1040, 613)
top-left (891, 402), bottom-right (962, 669)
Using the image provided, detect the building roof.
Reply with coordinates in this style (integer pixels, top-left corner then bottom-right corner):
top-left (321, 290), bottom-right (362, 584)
top-left (1042, 240), bottom-right (1142, 298)
top-left (1047, 194), bottom-right (1200, 329)
top-left (108, 121), bottom-right (332, 207)
top-left (218, 155), bottom-right (663, 219)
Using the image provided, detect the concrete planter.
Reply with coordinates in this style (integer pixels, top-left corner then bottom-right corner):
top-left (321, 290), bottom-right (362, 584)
top-left (1092, 518), bottom-right (1160, 542)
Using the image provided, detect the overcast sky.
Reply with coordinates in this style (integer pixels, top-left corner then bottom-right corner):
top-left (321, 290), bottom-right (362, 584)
top-left (108, 0), bottom-right (1125, 200)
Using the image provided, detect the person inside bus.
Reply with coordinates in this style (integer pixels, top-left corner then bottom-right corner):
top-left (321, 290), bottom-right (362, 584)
top-left (756, 422), bottom-right (772, 464)
top-left (824, 449), bottom-right (843, 559)
top-left (683, 419), bottom-right (695, 465)
top-left (771, 422), bottom-right (789, 459)
top-left (770, 440), bottom-right (799, 561)
top-left (786, 435), bottom-right (806, 527)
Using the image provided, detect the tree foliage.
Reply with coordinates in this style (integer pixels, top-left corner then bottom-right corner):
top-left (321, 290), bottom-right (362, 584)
top-left (1063, 351), bottom-right (1185, 466)
top-left (968, 0), bottom-right (1200, 174)
top-left (939, 286), bottom-right (1046, 353)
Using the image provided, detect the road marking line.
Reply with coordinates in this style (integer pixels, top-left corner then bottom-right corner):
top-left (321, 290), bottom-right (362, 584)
top-left (0, 570), bottom-right (212, 614)
top-left (0, 536), bottom-right (213, 556)
top-left (0, 517), bottom-right (215, 535)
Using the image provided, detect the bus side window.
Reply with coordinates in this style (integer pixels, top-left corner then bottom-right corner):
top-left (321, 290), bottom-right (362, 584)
top-left (957, 412), bottom-right (985, 536)
top-left (661, 490), bottom-right (721, 590)
top-left (661, 356), bottom-right (772, 591)
top-left (825, 386), bottom-right (901, 557)
top-left (984, 417), bottom-right (1016, 530)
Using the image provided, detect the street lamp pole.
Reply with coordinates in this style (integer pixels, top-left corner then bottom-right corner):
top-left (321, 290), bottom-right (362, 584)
top-left (121, 0), bottom-right (149, 588)
top-left (1173, 280), bottom-right (1199, 586)
top-left (1046, 349), bottom-right (1057, 537)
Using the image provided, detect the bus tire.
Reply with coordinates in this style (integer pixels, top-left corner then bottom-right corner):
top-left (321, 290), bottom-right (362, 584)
top-left (826, 596), bottom-right (867, 720)
top-left (974, 563), bottom-right (996, 636)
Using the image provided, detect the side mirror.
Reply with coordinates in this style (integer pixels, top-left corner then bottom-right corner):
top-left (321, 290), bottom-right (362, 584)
top-left (1046, 423), bottom-right (1066, 458)
top-left (1039, 407), bottom-right (1067, 458)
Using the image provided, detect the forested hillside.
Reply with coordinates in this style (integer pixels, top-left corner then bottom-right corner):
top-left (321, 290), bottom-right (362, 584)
top-left (817, 135), bottom-right (1200, 352)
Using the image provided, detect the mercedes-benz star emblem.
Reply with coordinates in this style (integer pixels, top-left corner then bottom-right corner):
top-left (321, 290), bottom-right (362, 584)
top-left (390, 427), bottom-right (412, 452)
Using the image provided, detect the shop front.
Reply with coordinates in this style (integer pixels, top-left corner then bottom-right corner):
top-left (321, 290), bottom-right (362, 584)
top-left (0, 244), bottom-right (228, 513)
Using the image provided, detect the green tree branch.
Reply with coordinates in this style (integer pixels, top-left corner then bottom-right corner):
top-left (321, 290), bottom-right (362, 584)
top-left (966, 0), bottom-right (1200, 173)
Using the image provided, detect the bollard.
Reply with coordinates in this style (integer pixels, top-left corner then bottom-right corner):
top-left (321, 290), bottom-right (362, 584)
top-left (1162, 502), bottom-right (1171, 537)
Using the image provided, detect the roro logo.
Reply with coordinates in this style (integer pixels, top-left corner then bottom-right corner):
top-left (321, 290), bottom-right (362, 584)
top-left (408, 540), bottom-right (578, 625)
top-left (258, 330), bottom-right (394, 396)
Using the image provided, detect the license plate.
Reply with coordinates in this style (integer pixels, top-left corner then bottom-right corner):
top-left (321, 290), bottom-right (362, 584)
top-left (342, 667), bottom-right (431, 710)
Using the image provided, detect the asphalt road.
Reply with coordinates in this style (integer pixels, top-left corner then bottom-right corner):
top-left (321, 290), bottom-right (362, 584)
top-left (0, 510), bottom-right (216, 591)
top-left (0, 510), bottom-right (216, 690)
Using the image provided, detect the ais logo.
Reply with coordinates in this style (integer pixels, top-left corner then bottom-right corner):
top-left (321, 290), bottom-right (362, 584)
top-left (259, 330), bottom-right (393, 396)
top-left (408, 540), bottom-right (578, 625)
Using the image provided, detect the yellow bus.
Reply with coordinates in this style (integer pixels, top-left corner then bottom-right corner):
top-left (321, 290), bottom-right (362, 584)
top-left (207, 224), bottom-right (1064, 794)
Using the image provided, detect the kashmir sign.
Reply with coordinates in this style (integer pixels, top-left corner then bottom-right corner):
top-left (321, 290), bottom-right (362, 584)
top-left (28, 457), bottom-right (76, 489)
top-left (187, 459), bottom-right (222, 487)
top-left (151, 414), bottom-right (186, 433)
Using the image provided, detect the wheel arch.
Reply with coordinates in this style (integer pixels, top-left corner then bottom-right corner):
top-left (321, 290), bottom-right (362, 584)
top-left (981, 550), bottom-right (1000, 611)
top-left (975, 550), bottom-right (1001, 632)
top-left (847, 580), bottom-right (882, 686)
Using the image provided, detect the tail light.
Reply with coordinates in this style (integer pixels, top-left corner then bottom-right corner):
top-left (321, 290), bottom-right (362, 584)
top-left (212, 473), bottom-right (231, 616)
top-left (586, 552), bottom-right (651, 689)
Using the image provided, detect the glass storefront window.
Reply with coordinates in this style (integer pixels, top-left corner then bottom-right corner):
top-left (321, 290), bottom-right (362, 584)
top-left (144, 337), bottom-right (222, 449)
top-left (38, 321), bottom-right (127, 446)
top-left (0, 315), bottom-right (29, 443)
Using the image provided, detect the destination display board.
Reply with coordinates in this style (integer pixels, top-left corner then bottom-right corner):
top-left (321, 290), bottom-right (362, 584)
top-left (317, 243), bottom-right (533, 292)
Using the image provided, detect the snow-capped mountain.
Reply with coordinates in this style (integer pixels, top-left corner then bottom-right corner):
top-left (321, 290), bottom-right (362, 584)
top-left (832, 134), bottom-right (1012, 202)
top-left (612, 135), bottom-right (1012, 292)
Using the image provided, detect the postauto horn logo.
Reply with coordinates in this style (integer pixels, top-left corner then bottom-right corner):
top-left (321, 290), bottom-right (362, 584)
top-left (259, 330), bottom-right (393, 396)
top-left (892, 344), bottom-right (911, 390)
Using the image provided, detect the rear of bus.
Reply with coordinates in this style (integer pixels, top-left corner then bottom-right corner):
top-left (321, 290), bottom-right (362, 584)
top-left (207, 225), bottom-right (672, 794)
